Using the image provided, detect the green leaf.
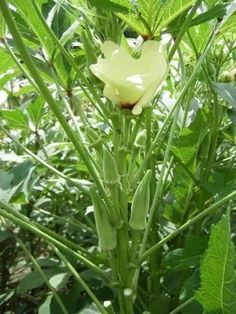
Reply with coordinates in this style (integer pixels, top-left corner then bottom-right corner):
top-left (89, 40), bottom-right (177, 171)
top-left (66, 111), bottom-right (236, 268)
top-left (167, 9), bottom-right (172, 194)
top-left (80, 304), bottom-right (100, 314)
top-left (187, 21), bottom-right (212, 53)
top-left (0, 230), bottom-right (12, 243)
top-left (167, 3), bottom-right (227, 33)
top-left (88, 0), bottom-right (130, 13)
top-left (212, 82), bottom-right (236, 109)
top-left (168, 108), bottom-right (209, 222)
top-left (0, 11), bottom-right (4, 38)
top-left (203, 169), bottom-right (236, 197)
top-left (0, 170), bottom-right (13, 190)
top-left (38, 294), bottom-right (52, 314)
top-left (11, 0), bottom-right (69, 87)
top-left (17, 268), bottom-right (64, 294)
top-left (138, 0), bottom-right (160, 33)
top-left (190, 3), bottom-right (227, 27)
top-left (0, 49), bottom-right (16, 73)
top-left (0, 290), bottom-right (14, 306)
top-left (0, 71), bottom-right (19, 90)
top-left (180, 271), bottom-right (202, 314)
top-left (49, 273), bottom-right (71, 289)
top-left (26, 96), bottom-right (44, 127)
top-left (220, 14), bottom-right (236, 37)
top-left (115, 0), bottom-right (195, 37)
top-left (195, 213), bottom-right (236, 313)
top-left (0, 107), bottom-right (29, 130)
top-left (11, 0), bottom-right (54, 53)
top-left (162, 236), bottom-right (207, 271)
top-left (155, 0), bottom-right (195, 35)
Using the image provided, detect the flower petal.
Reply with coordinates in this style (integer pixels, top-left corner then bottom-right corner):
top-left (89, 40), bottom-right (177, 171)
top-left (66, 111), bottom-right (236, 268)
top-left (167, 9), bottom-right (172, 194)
top-left (90, 40), bottom-right (169, 115)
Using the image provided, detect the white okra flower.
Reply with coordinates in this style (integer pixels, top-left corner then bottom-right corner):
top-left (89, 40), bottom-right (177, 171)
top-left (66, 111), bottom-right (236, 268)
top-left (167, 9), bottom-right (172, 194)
top-left (90, 40), bottom-right (168, 115)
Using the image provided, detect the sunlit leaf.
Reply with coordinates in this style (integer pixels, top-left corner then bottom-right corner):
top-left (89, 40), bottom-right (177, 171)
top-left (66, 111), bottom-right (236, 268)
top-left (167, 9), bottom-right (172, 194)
top-left (88, 0), bottom-right (130, 13)
top-left (0, 108), bottom-right (29, 130)
top-left (26, 96), bottom-right (44, 127)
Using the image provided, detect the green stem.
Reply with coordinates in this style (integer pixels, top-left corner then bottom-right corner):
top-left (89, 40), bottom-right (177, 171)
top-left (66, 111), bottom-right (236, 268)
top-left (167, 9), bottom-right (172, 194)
top-left (16, 237), bottom-right (68, 314)
top-left (138, 190), bottom-right (236, 263)
top-left (169, 296), bottom-right (195, 314)
top-left (109, 251), bottom-right (126, 314)
top-left (130, 230), bottom-right (140, 263)
top-left (168, 0), bottom-right (203, 61)
top-left (117, 225), bottom-right (133, 314)
top-left (54, 247), bottom-right (108, 314)
top-left (133, 100), bottom-right (181, 290)
top-left (128, 117), bottom-right (142, 149)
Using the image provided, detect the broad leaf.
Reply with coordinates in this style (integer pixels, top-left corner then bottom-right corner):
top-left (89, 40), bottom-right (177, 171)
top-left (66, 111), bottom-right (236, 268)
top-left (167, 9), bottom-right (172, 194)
top-left (88, 0), bottom-right (130, 13)
top-left (0, 108), bottom-right (29, 130)
top-left (26, 96), bottom-right (44, 127)
top-left (49, 273), bottom-right (71, 289)
top-left (154, 0), bottom-right (194, 35)
top-left (168, 108), bottom-right (209, 222)
top-left (0, 50), bottom-right (16, 73)
top-left (180, 271), bottom-right (202, 314)
top-left (115, 0), bottom-right (194, 37)
top-left (38, 294), bottom-right (52, 314)
top-left (162, 236), bottom-right (207, 271)
top-left (138, 0), bottom-right (160, 33)
top-left (220, 14), bottom-right (236, 37)
top-left (17, 268), bottom-right (65, 294)
top-left (11, 0), bottom-right (54, 54)
top-left (196, 213), bottom-right (236, 313)
top-left (11, 0), bottom-right (70, 87)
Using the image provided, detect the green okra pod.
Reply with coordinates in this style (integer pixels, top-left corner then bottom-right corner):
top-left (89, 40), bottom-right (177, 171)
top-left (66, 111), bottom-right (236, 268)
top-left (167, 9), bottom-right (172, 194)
top-left (90, 187), bottom-right (117, 250)
top-left (199, 130), bottom-right (211, 160)
top-left (129, 170), bottom-right (152, 230)
top-left (103, 147), bottom-right (122, 227)
top-left (103, 148), bottom-right (120, 186)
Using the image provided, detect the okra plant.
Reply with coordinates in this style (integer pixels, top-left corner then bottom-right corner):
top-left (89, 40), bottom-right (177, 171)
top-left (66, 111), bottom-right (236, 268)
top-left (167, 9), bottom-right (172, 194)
top-left (0, 0), bottom-right (236, 313)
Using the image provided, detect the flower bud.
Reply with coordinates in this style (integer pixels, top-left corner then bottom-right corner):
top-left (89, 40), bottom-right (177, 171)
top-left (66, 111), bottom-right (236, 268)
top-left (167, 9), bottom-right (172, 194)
top-left (90, 187), bottom-right (117, 250)
top-left (129, 170), bottom-right (152, 230)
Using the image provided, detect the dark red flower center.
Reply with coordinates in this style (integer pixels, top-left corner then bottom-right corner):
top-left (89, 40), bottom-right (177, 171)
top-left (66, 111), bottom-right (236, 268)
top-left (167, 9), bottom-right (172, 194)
top-left (120, 102), bottom-right (137, 110)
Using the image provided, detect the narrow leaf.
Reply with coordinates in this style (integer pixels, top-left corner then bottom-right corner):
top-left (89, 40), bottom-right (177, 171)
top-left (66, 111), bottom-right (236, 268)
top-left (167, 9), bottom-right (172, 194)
top-left (212, 82), bottom-right (236, 109)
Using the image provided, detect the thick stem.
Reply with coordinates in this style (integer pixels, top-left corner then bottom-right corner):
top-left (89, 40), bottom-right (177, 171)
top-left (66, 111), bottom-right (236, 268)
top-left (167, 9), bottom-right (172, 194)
top-left (117, 225), bottom-right (133, 314)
